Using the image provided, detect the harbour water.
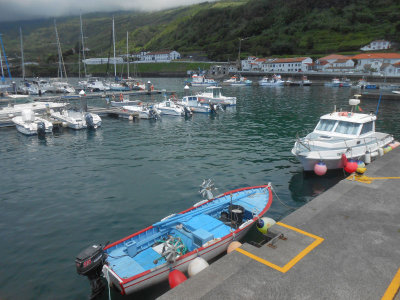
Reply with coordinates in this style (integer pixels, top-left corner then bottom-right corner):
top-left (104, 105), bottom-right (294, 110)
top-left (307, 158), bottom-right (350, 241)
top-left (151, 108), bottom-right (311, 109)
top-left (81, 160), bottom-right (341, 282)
top-left (1, 78), bottom-right (399, 299)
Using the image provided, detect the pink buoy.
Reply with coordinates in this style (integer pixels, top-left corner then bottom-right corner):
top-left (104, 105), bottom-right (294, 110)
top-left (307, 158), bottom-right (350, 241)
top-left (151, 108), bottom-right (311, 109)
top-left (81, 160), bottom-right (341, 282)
top-left (314, 161), bottom-right (327, 176)
top-left (169, 269), bottom-right (187, 289)
top-left (344, 159), bottom-right (358, 173)
top-left (390, 141), bottom-right (400, 149)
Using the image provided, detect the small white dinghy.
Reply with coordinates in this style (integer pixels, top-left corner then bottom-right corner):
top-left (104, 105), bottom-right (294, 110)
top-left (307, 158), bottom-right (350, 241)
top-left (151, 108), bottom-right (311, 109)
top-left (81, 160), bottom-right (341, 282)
top-left (51, 109), bottom-right (102, 129)
top-left (12, 109), bottom-right (53, 136)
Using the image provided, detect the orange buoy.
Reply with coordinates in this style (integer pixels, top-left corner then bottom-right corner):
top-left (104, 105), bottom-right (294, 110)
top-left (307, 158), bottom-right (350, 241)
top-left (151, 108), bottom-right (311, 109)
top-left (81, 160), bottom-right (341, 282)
top-left (227, 241), bottom-right (242, 254)
top-left (168, 269), bottom-right (187, 289)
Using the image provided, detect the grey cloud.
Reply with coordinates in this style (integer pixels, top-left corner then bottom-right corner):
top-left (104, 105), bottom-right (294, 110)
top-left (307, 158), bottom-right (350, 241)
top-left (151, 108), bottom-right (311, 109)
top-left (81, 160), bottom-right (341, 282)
top-left (0, 0), bottom-right (213, 22)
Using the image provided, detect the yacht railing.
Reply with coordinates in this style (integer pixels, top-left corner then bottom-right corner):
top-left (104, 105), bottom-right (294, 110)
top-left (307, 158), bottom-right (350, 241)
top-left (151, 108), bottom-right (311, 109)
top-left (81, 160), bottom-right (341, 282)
top-left (294, 133), bottom-right (393, 156)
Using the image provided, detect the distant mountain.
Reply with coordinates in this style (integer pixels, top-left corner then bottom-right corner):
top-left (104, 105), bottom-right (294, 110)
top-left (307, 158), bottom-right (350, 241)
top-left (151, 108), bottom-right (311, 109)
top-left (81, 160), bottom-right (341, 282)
top-left (0, 0), bottom-right (399, 66)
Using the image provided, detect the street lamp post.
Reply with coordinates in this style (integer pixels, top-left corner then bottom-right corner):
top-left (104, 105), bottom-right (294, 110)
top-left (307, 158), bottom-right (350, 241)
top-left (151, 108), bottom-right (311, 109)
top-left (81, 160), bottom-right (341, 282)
top-left (237, 37), bottom-right (248, 71)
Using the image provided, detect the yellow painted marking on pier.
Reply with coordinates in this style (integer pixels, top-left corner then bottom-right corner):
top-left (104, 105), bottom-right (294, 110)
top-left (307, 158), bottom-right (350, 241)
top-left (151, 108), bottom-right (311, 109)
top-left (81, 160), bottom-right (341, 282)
top-left (346, 174), bottom-right (400, 184)
top-left (235, 222), bottom-right (324, 273)
top-left (381, 267), bottom-right (400, 300)
top-left (235, 247), bottom-right (286, 272)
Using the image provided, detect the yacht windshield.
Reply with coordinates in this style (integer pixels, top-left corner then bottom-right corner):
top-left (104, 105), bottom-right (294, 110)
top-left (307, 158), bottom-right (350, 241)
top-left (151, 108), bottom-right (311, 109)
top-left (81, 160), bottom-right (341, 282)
top-left (315, 119), bottom-right (336, 132)
top-left (360, 121), bottom-right (374, 135)
top-left (334, 121), bottom-right (361, 135)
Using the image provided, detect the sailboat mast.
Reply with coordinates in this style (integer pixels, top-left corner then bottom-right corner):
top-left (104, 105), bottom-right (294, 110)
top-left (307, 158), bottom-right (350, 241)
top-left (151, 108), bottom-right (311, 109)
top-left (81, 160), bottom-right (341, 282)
top-left (54, 19), bottom-right (68, 80)
top-left (112, 16), bottom-right (116, 78)
top-left (80, 13), bottom-right (87, 77)
top-left (20, 27), bottom-right (25, 80)
top-left (54, 20), bottom-right (63, 79)
top-left (0, 47), bottom-right (4, 82)
top-left (78, 38), bottom-right (81, 79)
top-left (126, 31), bottom-right (129, 78)
top-left (0, 34), bottom-right (12, 81)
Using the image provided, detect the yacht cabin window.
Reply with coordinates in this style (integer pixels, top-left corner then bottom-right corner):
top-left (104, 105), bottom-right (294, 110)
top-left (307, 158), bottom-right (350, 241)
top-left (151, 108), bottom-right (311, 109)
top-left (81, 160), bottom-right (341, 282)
top-left (315, 119), bottom-right (336, 132)
top-left (334, 121), bottom-right (361, 135)
top-left (360, 121), bottom-right (374, 135)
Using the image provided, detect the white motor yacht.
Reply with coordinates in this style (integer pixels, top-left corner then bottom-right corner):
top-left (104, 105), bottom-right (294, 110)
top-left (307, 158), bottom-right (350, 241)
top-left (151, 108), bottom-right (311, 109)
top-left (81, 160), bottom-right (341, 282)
top-left (154, 99), bottom-right (186, 116)
top-left (177, 96), bottom-right (212, 113)
top-left (12, 109), bottom-right (53, 136)
top-left (196, 86), bottom-right (236, 106)
top-left (258, 74), bottom-right (284, 86)
top-left (292, 97), bottom-right (394, 172)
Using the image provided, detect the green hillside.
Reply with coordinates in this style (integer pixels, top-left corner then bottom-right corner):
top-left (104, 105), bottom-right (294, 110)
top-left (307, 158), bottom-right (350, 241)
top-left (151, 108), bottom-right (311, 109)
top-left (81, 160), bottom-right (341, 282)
top-left (0, 0), bottom-right (399, 76)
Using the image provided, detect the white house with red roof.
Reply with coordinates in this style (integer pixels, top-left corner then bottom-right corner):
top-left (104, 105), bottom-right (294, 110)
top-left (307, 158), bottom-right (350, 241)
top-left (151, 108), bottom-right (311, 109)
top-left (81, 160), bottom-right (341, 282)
top-left (352, 53), bottom-right (400, 75)
top-left (264, 57), bottom-right (312, 72)
top-left (241, 56), bottom-right (257, 71)
top-left (315, 54), bottom-right (351, 71)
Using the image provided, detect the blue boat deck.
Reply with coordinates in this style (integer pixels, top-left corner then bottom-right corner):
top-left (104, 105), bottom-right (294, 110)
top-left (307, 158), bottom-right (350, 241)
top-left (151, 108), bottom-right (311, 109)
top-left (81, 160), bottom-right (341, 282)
top-left (105, 187), bottom-right (271, 280)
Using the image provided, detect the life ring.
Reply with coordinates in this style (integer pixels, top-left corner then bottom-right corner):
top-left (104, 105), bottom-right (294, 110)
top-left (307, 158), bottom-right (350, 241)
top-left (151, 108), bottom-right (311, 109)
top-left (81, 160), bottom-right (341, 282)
top-left (119, 93), bottom-right (123, 101)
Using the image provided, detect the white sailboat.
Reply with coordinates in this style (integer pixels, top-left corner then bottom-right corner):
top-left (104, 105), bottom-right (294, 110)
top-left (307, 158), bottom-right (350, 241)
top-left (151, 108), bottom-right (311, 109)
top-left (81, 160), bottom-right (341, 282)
top-left (47, 20), bottom-right (75, 94)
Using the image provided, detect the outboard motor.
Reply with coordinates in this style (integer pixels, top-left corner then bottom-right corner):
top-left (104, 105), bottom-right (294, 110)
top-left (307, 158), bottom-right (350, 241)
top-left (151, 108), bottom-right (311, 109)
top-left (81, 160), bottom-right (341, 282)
top-left (209, 103), bottom-right (217, 114)
top-left (36, 121), bottom-right (46, 136)
top-left (76, 244), bottom-right (107, 299)
top-left (228, 205), bottom-right (244, 227)
top-left (183, 105), bottom-right (192, 117)
top-left (149, 107), bottom-right (161, 120)
top-left (85, 113), bottom-right (95, 129)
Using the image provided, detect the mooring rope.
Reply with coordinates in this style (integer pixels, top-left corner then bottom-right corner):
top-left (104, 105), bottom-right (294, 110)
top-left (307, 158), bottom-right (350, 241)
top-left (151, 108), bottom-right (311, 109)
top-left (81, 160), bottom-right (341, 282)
top-left (270, 183), bottom-right (297, 210)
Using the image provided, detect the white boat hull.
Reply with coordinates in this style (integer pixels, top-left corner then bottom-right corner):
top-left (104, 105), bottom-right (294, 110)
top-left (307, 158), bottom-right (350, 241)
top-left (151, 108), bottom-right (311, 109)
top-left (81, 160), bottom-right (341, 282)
top-left (104, 223), bottom-right (251, 295)
top-left (292, 134), bottom-right (394, 171)
top-left (13, 116), bottom-right (53, 136)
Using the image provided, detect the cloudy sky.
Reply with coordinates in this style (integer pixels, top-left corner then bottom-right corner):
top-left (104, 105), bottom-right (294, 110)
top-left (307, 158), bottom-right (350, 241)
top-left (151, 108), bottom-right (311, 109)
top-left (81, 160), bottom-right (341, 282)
top-left (0, 0), bottom-right (213, 22)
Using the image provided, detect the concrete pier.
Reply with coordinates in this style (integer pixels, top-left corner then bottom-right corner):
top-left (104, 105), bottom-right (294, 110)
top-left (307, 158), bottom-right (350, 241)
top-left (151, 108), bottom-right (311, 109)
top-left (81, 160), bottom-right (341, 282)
top-left (159, 149), bottom-right (400, 300)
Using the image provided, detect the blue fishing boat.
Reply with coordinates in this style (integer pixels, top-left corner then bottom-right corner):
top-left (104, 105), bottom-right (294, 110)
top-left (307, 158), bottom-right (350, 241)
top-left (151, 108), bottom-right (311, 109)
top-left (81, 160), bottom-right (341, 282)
top-left (76, 184), bottom-right (273, 296)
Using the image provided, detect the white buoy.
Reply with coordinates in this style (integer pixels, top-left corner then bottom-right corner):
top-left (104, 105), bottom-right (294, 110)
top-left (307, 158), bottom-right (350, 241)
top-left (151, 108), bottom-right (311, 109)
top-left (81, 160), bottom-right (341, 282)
top-left (188, 257), bottom-right (209, 277)
top-left (79, 90), bottom-right (86, 96)
top-left (62, 122), bottom-right (68, 128)
top-left (378, 147), bottom-right (384, 157)
top-left (365, 151), bottom-right (371, 164)
top-left (128, 114), bottom-right (134, 121)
